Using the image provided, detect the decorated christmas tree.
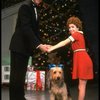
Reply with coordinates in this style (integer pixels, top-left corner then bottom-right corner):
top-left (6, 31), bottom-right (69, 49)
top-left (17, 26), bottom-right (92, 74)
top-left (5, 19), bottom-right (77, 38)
top-left (32, 0), bottom-right (80, 71)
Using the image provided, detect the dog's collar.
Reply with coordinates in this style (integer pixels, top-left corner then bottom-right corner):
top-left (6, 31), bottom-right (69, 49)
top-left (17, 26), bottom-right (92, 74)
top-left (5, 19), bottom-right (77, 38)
top-left (48, 64), bottom-right (64, 69)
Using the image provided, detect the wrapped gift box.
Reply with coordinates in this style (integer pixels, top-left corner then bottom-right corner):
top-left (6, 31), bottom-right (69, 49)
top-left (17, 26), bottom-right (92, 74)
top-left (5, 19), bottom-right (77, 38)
top-left (26, 67), bottom-right (45, 91)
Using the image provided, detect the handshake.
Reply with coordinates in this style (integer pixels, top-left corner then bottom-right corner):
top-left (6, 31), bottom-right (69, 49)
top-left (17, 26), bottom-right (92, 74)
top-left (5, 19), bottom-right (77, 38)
top-left (38, 44), bottom-right (53, 53)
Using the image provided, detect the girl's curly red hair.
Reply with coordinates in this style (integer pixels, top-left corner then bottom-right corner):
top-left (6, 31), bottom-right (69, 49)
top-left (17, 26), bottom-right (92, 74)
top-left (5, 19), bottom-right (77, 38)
top-left (66, 16), bottom-right (83, 31)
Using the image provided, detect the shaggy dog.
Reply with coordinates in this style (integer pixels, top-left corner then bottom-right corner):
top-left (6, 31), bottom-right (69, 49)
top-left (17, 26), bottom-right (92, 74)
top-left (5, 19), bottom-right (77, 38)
top-left (48, 66), bottom-right (68, 100)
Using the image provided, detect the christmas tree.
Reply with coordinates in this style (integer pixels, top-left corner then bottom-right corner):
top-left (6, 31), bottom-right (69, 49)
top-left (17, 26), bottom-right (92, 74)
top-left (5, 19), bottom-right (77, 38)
top-left (32, 0), bottom-right (80, 71)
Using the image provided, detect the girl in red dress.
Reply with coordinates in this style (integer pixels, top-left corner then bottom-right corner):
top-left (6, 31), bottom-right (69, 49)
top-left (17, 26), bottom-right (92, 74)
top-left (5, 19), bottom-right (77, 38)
top-left (47, 16), bottom-right (94, 100)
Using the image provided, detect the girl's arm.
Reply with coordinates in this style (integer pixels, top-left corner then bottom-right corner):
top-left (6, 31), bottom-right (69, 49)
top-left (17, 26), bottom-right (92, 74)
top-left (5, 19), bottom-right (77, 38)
top-left (48, 38), bottom-right (71, 52)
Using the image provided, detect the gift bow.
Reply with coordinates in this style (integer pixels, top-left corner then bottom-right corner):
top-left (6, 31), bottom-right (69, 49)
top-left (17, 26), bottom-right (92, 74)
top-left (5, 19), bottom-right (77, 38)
top-left (36, 70), bottom-right (42, 90)
top-left (48, 64), bottom-right (64, 69)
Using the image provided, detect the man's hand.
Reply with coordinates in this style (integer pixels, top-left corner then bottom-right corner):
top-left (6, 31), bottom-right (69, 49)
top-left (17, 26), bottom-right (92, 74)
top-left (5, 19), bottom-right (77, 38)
top-left (38, 44), bottom-right (51, 52)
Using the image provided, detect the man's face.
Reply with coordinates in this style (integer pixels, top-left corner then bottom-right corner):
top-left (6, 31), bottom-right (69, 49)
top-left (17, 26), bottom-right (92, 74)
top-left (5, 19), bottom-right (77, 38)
top-left (33, 0), bottom-right (43, 6)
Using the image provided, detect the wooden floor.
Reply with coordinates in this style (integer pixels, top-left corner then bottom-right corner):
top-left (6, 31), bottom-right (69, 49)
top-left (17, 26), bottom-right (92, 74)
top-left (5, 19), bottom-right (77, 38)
top-left (2, 81), bottom-right (99, 100)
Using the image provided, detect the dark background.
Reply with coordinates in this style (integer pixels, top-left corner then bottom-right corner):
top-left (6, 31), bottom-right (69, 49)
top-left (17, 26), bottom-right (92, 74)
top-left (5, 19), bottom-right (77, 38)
top-left (79, 0), bottom-right (99, 74)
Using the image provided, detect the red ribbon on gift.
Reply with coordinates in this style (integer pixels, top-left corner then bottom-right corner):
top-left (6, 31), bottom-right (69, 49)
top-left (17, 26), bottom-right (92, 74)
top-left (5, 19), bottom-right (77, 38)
top-left (36, 70), bottom-right (42, 91)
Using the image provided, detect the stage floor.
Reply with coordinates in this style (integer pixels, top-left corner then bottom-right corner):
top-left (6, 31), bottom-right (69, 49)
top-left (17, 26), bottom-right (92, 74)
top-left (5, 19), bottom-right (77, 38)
top-left (2, 82), bottom-right (99, 100)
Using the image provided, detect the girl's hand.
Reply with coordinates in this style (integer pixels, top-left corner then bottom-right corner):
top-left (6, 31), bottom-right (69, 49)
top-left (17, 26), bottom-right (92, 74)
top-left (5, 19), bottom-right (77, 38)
top-left (47, 46), bottom-right (54, 53)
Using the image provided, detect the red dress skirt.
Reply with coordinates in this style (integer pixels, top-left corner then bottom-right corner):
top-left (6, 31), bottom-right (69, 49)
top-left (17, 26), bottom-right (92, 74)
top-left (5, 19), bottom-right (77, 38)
top-left (69, 31), bottom-right (94, 79)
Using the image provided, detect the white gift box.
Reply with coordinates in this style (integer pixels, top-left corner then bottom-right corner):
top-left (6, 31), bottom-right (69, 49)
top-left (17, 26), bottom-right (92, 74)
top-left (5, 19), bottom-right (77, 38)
top-left (26, 67), bottom-right (45, 91)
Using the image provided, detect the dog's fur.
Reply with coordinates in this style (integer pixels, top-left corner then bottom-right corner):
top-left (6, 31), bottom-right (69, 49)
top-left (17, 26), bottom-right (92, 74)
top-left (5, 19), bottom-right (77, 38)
top-left (48, 66), bottom-right (68, 100)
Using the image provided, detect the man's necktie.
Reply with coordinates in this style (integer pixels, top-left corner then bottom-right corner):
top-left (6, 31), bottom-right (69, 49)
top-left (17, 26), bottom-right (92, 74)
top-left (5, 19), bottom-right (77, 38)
top-left (33, 4), bottom-right (38, 20)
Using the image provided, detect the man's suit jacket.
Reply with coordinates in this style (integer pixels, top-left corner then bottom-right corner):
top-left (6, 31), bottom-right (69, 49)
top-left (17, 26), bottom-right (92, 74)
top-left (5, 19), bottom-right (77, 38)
top-left (9, 0), bottom-right (42, 56)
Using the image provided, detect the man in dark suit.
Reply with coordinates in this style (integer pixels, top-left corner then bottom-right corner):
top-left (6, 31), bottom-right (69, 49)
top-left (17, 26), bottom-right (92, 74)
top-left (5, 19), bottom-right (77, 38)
top-left (9, 0), bottom-right (49, 100)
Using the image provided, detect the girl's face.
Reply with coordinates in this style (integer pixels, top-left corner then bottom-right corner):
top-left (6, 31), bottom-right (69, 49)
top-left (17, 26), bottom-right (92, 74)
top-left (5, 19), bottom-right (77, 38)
top-left (68, 24), bottom-right (79, 34)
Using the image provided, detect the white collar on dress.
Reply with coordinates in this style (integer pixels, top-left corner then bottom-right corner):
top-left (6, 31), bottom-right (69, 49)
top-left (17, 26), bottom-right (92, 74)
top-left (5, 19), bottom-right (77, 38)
top-left (78, 31), bottom-right (84, 34)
